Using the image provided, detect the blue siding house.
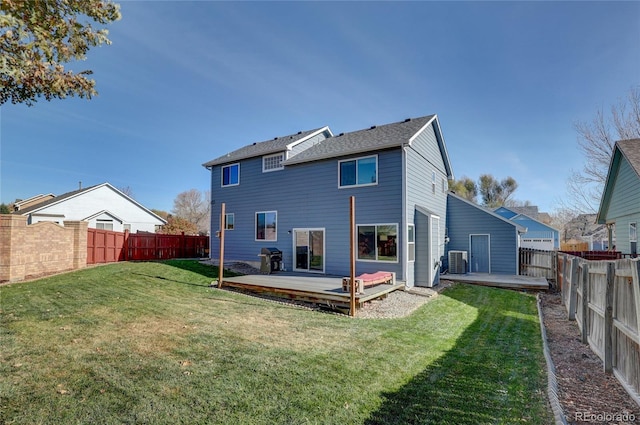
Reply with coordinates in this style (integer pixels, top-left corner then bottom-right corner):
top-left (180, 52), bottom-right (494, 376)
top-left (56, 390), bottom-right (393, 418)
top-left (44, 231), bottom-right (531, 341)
top-left (446, 193), bottom-right (525, 274)
top-left (203, 115), bottom-right (453, 288)
top-left (494, 206), bottom-right (560, 250)
top-left (596, 139), bottom-right (640, 256)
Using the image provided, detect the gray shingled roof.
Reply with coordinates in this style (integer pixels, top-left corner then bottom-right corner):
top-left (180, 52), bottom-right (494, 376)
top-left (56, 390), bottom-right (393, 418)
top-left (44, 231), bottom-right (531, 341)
top-left (284, 115), bottom-right (436, 165)
top-left (202, 127), bottom-right (327, 167)
top-left (617, 139), bottom-right (640, 177)
top-left (15, 184), bottom-right (100, 215)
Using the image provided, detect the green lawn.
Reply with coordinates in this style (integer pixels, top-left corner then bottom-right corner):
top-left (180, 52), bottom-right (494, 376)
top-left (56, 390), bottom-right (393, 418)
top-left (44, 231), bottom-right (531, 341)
top-left (0, 261), bottom-right (552, 424)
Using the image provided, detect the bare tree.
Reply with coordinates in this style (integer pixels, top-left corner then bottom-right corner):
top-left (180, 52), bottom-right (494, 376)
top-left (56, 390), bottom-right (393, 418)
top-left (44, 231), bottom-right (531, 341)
top-left (172, 189), bottom-right (210, 235)
top-left (566, 86), bottom-right (640, 213)
top-left (118, 186), bottom-right (135, 199)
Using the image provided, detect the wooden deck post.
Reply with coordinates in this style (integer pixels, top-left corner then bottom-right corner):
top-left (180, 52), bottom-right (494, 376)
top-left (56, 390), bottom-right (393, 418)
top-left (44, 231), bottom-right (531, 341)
top-left (350, 196), bottom-right (356, 317)
top-left (218, 203), bottom-right (226, 289)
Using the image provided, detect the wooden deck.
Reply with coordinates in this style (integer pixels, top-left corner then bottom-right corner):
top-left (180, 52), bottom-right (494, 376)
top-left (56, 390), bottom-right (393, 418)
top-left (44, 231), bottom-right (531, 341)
top-left (442, 273), bottom-right (549, 290)
top-left (220, 272), bottom-right (405, 312)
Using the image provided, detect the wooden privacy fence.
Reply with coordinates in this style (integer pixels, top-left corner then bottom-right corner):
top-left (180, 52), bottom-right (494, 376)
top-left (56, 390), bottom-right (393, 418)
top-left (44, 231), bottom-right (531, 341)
top-left (519, 248), bottom-right (557, 283)
top-left (561, 254), bottom-right (640, 406)
top-left (87, 229), bottom-right (209, 265)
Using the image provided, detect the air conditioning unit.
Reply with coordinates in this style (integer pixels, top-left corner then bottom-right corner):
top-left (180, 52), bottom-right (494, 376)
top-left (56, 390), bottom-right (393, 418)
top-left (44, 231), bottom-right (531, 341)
top-left (448, 250), bottom-right (468, 274)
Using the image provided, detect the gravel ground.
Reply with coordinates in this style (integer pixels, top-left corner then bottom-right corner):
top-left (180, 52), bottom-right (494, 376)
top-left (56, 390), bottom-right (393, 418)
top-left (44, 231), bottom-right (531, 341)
top-left (539, 292), bottom-right (639, 425)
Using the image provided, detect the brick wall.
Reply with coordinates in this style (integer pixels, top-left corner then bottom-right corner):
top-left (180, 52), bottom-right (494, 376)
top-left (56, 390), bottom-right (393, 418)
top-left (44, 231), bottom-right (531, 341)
top-left (0, 214), bottom-right (88, 283)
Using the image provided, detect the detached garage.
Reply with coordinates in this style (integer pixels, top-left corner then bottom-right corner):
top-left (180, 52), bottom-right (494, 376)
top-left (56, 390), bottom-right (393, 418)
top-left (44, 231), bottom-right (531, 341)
top-left (445, 193), bottom-right (526, 275)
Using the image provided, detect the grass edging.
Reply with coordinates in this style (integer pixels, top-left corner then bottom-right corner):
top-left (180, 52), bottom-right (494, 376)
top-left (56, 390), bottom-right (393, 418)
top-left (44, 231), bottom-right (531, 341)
top-left (536, 293), bottom-right (568, 425)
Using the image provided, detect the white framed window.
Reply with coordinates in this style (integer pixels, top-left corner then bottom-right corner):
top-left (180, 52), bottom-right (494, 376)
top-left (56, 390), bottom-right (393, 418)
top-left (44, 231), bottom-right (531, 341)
top-left (221, 163), bottom-right (240, 187)
top-left (256, 211), bottom-right (277, 241)
top-left (123, 224), bottom-right (131, 232)
top-left (408, 224), bottom-right (415, 262)
top-left (263, 153), bottom-right (284, 172)
top-left (339, 155), bottom-right (377, 188)
top-left (432, 171), bottom-right (436, 194)
top-left (357, 223), bottom-right (398, 262)
top-left (630, 223), bottom-right (637, 242)
top-left (225, 213), bottom-right (235, 230)
top-left (441, 177), bottom-right (446, 194)
top-left (96, 220), bottom-right (113, 231)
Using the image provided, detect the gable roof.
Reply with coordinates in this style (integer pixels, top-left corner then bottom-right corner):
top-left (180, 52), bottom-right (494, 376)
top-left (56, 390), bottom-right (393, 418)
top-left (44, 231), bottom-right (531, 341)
top-left (285, 115), bottom-right (446, 167)
top-left (596, 139), bottom-right (640, 223)
top-left (448, 192), bottom-right (528, 233)
top-left (15, 183), bottom-right (167, 224)
top-left (202, 127), bottom-right (331, 167)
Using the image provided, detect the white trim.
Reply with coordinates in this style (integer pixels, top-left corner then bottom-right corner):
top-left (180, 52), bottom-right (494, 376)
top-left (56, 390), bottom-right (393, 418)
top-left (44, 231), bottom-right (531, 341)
top-left (338, 154), bottom-right (378, 189)
top-left (262, 152), bottom-right (285, 172)
top-left (407, 224), bottom-right (415, 263)
top-left (221, 163), bottom-right (240, 187)
top-left (292, 228), bottom-right (326, 273)
top-left (285, 126), bottom-right (333, 153)
top-left (224, 213), bottom-right (235, 230)
top-left (83, 209), bottom-right (124, 223)
top-left (255, 210), bottom-right (277, 242)
top-left (356, 223), bottom-right (399, 263)
top-left (408, 115), bottom-right (437, 144)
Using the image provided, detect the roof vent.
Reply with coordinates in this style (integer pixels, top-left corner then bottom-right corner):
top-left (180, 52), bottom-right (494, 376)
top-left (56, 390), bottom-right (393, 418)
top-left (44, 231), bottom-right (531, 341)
top-left (274, 137), bottom-right (278, 140)
top-left (404, 118), bottom-right (411, 122)
top-left (253, 142), bottom-right (257, 145)
top-left (297, 131), bottom-right (302, 134)
top-left (370, 125), bottom-right (377, 130)
top-left (339, 132), bottom-right (344, 136)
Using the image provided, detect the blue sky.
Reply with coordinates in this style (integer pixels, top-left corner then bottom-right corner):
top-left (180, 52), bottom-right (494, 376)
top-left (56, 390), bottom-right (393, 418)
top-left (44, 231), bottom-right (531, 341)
top-left (1, 1), bottom-right (638, 214)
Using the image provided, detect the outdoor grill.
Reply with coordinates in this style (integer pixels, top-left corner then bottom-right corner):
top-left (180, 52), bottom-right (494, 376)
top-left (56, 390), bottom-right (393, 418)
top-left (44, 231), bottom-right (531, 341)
top-left (259, 247), bottom-right (282, 274)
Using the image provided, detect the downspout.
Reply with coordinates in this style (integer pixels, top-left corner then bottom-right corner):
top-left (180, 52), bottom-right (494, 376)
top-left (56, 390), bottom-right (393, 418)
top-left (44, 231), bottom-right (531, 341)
top-left (402, 145), bottom-right (408, 287)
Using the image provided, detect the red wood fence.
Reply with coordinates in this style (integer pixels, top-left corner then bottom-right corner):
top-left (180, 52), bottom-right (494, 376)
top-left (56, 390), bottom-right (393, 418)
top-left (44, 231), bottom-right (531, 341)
top-left (87, 229), bottom-right (209, 265)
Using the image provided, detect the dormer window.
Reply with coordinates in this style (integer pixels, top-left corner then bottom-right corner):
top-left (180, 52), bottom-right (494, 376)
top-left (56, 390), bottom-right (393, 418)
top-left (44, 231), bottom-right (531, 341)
top-left (263, 153), bottom-right (284, 172)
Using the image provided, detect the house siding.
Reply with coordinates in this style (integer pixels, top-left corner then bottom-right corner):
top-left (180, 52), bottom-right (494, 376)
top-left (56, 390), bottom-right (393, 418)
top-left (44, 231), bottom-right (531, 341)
top-left (511, 216), bottom-right (559, 249)
top-left (405, 122), bottom-right (448, 286)
top-left (24, 185), bottom-right (162, 233)
top-left (210, 148), bottom-right (404, 278)
top-left (605, 157), bottom-right (640, 254)
top-left (446, 194), bottom-right (519, 274)
top-left (288, 131), bottom-right (330, 158)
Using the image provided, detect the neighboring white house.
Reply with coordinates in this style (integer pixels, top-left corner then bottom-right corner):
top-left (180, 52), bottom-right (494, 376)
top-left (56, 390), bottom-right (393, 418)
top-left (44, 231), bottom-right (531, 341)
top-left (14, 183), bottom-right (166, 233)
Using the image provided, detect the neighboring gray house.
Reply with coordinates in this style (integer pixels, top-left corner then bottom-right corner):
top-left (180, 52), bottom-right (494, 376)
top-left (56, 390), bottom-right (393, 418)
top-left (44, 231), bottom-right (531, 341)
top-left (596, 139), bottom-right (640, 256)
top-left (446, 193), bottom-right (526, 274)
top-left (204, 115), bottom-right (453, 288)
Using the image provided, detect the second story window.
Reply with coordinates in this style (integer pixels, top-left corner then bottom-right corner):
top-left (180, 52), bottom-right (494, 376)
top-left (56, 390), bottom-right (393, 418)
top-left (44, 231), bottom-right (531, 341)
top-left (263, 153), bottom-right (284, 172)
top-left (222, 163), bottom-right (239, 187)
top-left (339, 155), bottom-right (377, 188)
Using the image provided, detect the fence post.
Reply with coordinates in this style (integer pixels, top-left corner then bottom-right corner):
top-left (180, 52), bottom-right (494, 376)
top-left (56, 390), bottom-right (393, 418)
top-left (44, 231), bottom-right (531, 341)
top-left (123, 229), bottom-right (129, 261)
top-left (630, 259), bottom-right (640, 350)
top-left (581, 261), bottom-right (589, 344)
top-left (604, 261), bottom-right (615, 373)
top-left (568, 257), bottom-right (579, 320)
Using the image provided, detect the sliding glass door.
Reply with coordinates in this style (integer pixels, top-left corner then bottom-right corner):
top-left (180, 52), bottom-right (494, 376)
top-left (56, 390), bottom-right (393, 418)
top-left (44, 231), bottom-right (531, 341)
top-left (293, 229), bottom-right (325, 273)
